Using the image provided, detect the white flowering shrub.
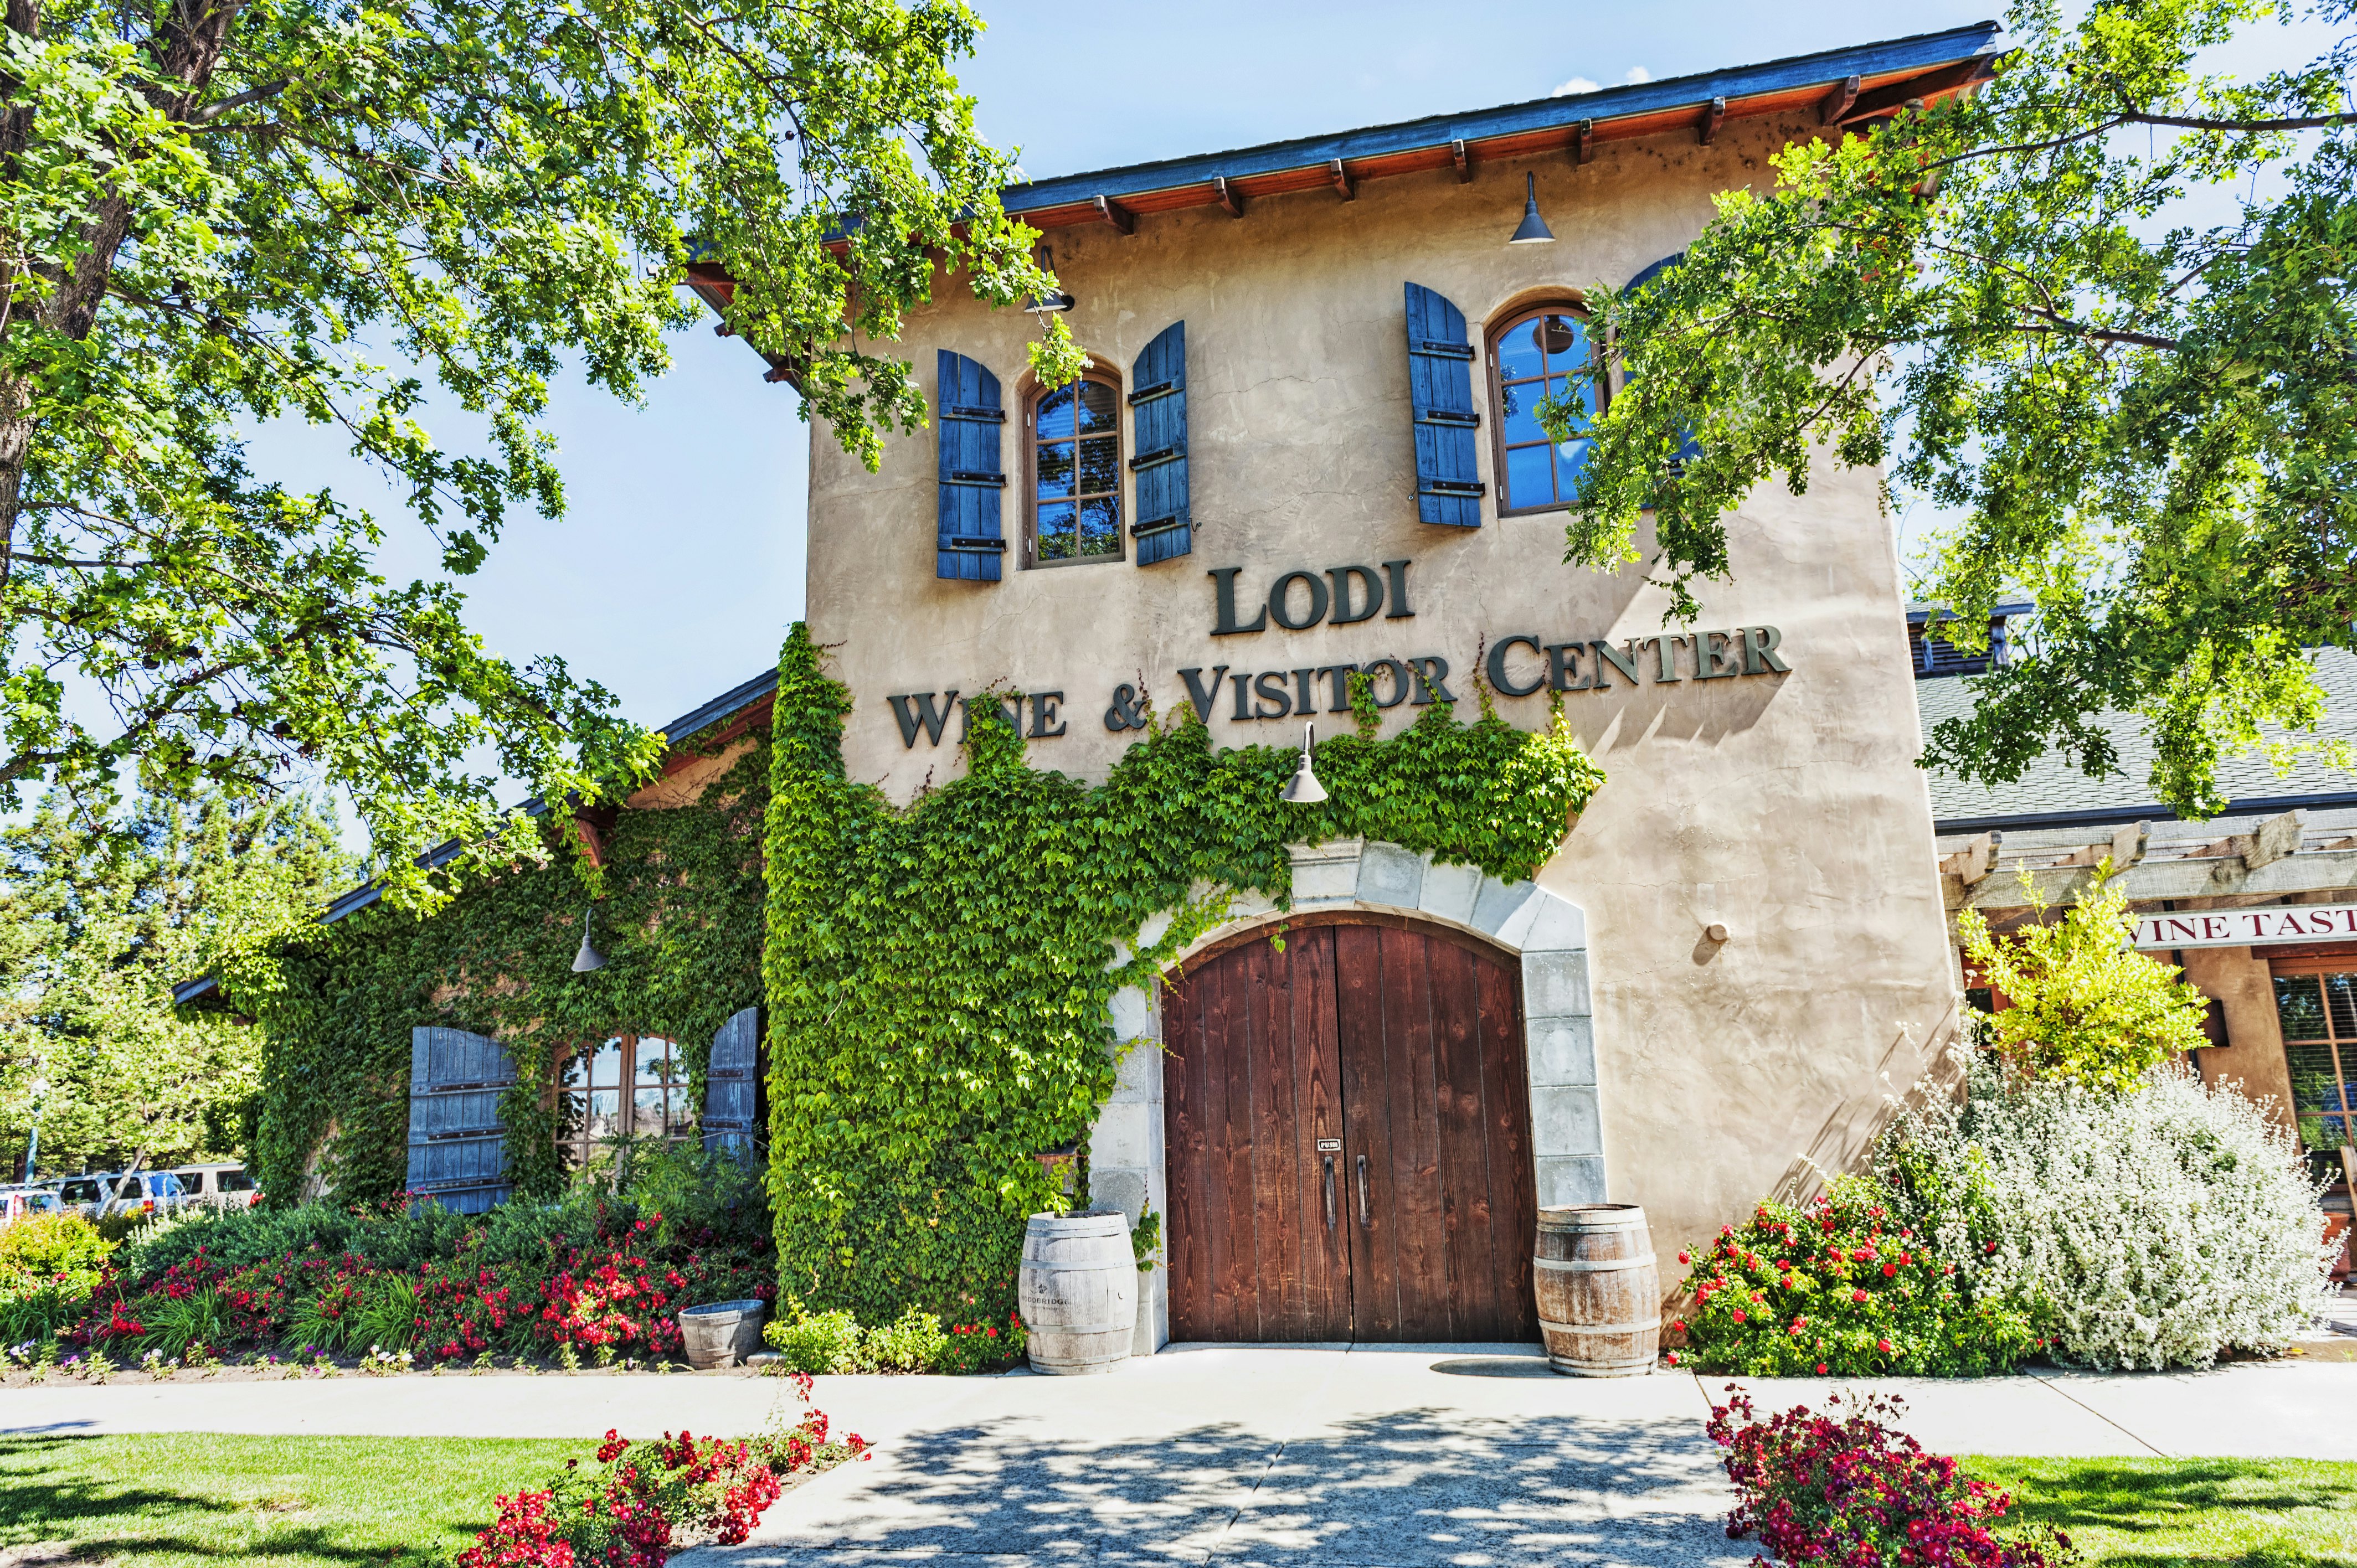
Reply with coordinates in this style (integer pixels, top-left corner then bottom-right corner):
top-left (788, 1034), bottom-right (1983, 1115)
top-left (1879, 1058), bottom-right (2338, 1370)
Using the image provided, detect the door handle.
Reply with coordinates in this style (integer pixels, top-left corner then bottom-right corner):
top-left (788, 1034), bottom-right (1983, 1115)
top-left (1355, 1153), bottom-right (1371, 1227)
top-left (1321, 1156), bottom-right (1336, 1231)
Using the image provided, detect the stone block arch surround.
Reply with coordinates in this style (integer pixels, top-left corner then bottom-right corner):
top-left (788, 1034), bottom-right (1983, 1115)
top-left (1085, 838), bottom-right (1599, 1353)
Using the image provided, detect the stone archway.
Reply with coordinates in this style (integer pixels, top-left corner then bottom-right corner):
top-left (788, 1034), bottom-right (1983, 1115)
top-left (1085, 839), bottom-right (1599, 1352)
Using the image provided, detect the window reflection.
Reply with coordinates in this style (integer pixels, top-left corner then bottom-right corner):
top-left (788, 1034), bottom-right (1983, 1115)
top-left (555, 1034), bottom-right (694, 1168)
top-left (1032, 378), bottom-right (1121, 565)
top-left (1491, 308), bottom-right (1600, 513)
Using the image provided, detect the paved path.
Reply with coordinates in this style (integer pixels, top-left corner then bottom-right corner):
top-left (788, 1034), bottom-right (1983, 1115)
top-left (10, 1345), bottom-right (2357, 1566)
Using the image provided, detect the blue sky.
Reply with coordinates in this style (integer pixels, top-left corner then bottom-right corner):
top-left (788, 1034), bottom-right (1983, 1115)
top-left (245, 1), bottom-right (2002, 766)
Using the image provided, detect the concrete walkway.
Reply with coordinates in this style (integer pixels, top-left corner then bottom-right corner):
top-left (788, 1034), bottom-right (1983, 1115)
top-left (9, 1345), bottom-right (2357, 1566)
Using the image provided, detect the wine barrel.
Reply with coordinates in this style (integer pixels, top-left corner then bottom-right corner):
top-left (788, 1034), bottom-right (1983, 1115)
top-left (677, 1298), bottom-right (766, 1369)
top-left (1020, 1209), bottom-right (1137, 1375)
top-left (1534, 1204), bottom-right (1659, 1377)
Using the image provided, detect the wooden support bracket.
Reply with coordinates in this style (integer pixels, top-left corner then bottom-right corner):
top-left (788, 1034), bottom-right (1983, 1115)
top-left (1941, 830), bottom-right (2003, 886)
top-left (2195, 808), bottom-right (2304, 871)
top-left (1699, 96), bottom-right (1727, 145)
top-left (1819, 74), bottom-right (1860, 125)
top-left (2055, 819), bottom-right (2149, 872)
top-left (1212, 176), bottom-right (1244, 218)
top-left (1451, 140), bottom-right (1471, 182)
top-left (1574, 120), bottom-right (1594, 165)
top-left (572, 804), bottom-right (620, 870)
top-left (1093, 194), bottom-right (1135, 234)
top-left (1328, 158), bottom-right (1355, 200)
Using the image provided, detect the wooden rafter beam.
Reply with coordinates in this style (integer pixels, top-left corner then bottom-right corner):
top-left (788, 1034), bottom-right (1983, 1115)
top-left (1328, 158), bottom-right (1355, 200)
top-left (1452, 138), bottom-right (1470, 182)
top-left (1574, 120), bottom-right (1594, 164)
top-left (1699, 96), bottom-right (1727, 145)
top-left (1213, 175), bottom-right (1244, 217)
top-left (1093, 194), bottom-right (1135, 234)
top-left (1819, 74), bottom-right (1861, 124)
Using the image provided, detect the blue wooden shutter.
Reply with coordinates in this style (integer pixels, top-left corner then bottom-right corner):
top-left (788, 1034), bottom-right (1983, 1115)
top-left (936, 350), bottom-right (1006, 581)
top-left (405, 1026), bottom-right (514, 1214)
top-left (1624, 254), bottom-right (1704, 471)
top-left (1406, 283), bottom-right (1484, 528)
top-left (1130, 322), bottom-right (1190, 564)
top-left (702, 1006), bottom-right (760, 1153)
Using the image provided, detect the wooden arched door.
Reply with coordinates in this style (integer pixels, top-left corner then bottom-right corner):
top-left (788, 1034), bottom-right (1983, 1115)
top-left (1161, 914), bottom-right (1540, 1342)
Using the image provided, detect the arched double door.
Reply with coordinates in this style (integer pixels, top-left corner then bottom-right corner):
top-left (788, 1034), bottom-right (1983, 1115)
top-left (1161, 914), bottom-right (1540, 1342)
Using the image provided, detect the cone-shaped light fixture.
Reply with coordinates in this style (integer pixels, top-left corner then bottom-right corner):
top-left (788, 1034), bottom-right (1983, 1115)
top-left (1022, 246), bottom-right (1077, 314)
top-left (1281, 722), bottom-right (1328, 804)
top-left (1507, 172), bottom-right (1556, 245)
top-left (572, 907), bottom-right (606, 973)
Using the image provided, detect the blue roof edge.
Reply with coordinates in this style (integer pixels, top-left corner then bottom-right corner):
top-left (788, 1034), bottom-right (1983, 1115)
top-left (1000, 22), bottom-right (2004, 214)
top-left (172, 667), bottom-right (781, 1007)
top-left (1936, 788), bottom-right (2357, 837)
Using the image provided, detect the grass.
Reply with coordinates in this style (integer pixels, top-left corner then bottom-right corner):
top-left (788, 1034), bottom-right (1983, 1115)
top-left (0, 1433), bottom-right (581, 1567)
top-left (1967, 1457), bottom-right (2357, 1568)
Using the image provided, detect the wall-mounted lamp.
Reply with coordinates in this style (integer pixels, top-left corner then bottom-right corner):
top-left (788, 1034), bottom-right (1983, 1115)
top-left (1022, 246), bottom-right (1076, 314)
top-left (1507, 172), bottom-right (1556, 245)
top-left (572, 907), bottom-right (606, 974)
top-left (1281, 722), bottom-right (1328, 804)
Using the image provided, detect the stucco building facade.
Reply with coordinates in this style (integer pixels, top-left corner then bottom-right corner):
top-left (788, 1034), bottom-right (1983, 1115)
top-left (794, 26), bottom-right (2005, 1349)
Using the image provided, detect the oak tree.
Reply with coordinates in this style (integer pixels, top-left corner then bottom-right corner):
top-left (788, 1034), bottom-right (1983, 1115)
top-left (1557, 0), bottom-right (2357, 816)
top-left (0, 0), bottom-right (1075, 899)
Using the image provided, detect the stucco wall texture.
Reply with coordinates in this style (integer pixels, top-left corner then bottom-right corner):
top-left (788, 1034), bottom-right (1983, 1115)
top-left (801, 115), bottom-right (1963, 1271)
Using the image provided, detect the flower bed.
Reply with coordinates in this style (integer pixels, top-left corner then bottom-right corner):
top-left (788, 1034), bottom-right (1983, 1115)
top-left (6, 1183), bottom-right (775, 1371)
top-left (459, 1373), bottom-right (867, 1566)
top-left (1671, 1177), bottom-right (2037, 1377)
top-left (1709, 1386), bottom-right (2072, 1568)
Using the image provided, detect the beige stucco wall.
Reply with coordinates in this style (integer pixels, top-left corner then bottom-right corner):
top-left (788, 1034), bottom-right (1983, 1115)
top-left (801, 115), bottom-right (1962, 1264)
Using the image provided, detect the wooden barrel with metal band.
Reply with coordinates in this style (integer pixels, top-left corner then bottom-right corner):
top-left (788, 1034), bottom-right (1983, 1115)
top-left (1018, 1209), bottom-right (1138, 1374)
top-left (1533, 1203), bottom-right (1659, 1377)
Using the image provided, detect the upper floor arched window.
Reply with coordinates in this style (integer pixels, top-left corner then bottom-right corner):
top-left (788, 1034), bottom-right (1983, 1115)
top-left (1488, 306), bottom-right (1603, 515)
top-left (1025, 374), bottom-right (1124, 567)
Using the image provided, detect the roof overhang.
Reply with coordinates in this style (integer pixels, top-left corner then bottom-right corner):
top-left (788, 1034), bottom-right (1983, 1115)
top-left (996, 23), bottom-right (2003, 235)
top-left (171, 667), bottom-right (781, 1007)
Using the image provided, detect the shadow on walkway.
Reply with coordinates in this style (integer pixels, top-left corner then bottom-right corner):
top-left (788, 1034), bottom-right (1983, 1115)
top-left (698, 1407), bottom-right (1745, 1567)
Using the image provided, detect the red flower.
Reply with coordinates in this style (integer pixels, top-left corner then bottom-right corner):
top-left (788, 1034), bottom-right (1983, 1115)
top-left (1731, 1310), bottom-right (1747, 1324)
top-left (1883, 1263), bottom-right (1898, 1278)
top-left (1877, 1338), bottom-right (1894, 1354)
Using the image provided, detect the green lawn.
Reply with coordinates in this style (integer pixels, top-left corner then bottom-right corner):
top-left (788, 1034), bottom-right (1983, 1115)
top-left (0, 1433), bottom-right (580, 1567)
top-left (1968, 1457), bottom-right (2357, 1568)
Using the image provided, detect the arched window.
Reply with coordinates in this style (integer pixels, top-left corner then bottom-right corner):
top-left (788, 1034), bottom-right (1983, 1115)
top-left (555, 1034), bottom-right (693, 1165)
top-left (1025, 374), bottom-right (1123, 566)
top-left (1488, 306), bottom-right (1603, 515)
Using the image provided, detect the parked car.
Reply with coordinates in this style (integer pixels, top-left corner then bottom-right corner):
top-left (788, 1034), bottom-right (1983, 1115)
top-left (0, 1184), bottom-right (62, 1226)
top-left (45, 1169), bottom-right (192, 1219)
top-left (167, 1163), bottom-right (261, 1209)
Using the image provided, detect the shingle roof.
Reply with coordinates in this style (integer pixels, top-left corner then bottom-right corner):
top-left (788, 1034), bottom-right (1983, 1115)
top-left (1917, 647), bottom-right (2357, 832)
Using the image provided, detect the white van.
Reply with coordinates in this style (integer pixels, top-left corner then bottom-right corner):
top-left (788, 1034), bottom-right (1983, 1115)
top-left (167, 1163), bottom-right (261, 1209)
top-left (0, 1184), bottom-right (61, 1227)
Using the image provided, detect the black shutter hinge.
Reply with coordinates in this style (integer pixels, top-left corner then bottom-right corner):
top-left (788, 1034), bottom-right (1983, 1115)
top-left (1131, 512), bottom-right (1190, 538)
top-left (939, 535), bottom-right (1009, 552)
top-left (1128, 379), bottom-right (1183, 405)
top-left (1410, 339), bottom-right (1476, 360)
top-left (1414, 410), bottom-right (1480, 428)
top-left (1130, 441), bottom-right (1186, 471)
top-left (1418, 479), bottom-right (1486, 498)
top-left (943, 470), bottom-right (1007, 487)
top-left (944, 404), bottom-right (1006, 422)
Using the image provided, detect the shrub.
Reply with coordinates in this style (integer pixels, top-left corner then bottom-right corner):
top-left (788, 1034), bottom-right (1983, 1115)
top-left (933, 1313), bottom-right (1026, 1375)
top-left (765, 1304), bottom-right (863, 1373)
top-left (0, 1214), bottom-right (114, 1343)
top-left (622, 1144), bottom-right (772, 1258)
top-left (1881, 1058), bottom-right (2337, 1369)
top-left (862, 1307), bottom-right (948, 1372)
top-left (1708, 1386), bottom-right (2073, 1568)
top-left (1958, 872), bottom-right (2209, 1091)
top-left (0, 1212), bottom-right (114, 1287)
top-left (119, 1196), bottom-right (469, 1282)
top-left (1672, 1176), bottom-right (2037, 1377)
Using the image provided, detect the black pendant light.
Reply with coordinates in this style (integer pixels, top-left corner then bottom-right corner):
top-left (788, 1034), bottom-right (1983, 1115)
top-left (1022, 245), bottom-right (1076, 314)
top-left (1280, 722), bottom-right (1328, 804)
top-left (572, 907), bottom-right (606, 974)
top-left (1508, 172), bottom-right (1557, 245)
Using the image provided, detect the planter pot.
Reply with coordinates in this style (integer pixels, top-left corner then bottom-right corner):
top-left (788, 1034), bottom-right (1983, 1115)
top-left (1020, 1209), bottom-right (1136, 1375)
top-left (1535, 1204), bottom-right (1659, 1377)
top-left (678, 1298), bottom-right (766, 1369)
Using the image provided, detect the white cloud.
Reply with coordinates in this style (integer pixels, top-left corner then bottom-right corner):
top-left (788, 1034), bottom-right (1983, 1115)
top-left (1552, 65), bottom-right (1652, 96)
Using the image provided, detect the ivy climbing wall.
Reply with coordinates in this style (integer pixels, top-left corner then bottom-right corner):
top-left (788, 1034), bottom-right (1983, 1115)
top-left (760, 623), bottom-right (1603, 1324)
top-left (236, 733), bottom-right (770, 1206)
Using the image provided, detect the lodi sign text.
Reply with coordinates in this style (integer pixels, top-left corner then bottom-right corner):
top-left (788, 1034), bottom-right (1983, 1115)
top-left (884, 559), bottom-right (1793, 749)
